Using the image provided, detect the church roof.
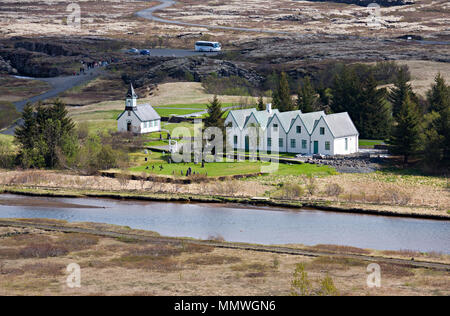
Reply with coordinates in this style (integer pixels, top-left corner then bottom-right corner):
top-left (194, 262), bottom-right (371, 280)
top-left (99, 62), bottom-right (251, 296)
top-left (117, 104), bottom-right (161, 122)
top-left (126, 83), bottom-right (138, 99)
top-left (321, 112), bottom-right (359, 138)
top-left (133, 104), bottom-right (160, 122)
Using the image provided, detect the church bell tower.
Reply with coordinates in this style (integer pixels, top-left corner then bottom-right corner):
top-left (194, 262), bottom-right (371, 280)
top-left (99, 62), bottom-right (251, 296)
top-left (125, 83), bottom-right (138, 111)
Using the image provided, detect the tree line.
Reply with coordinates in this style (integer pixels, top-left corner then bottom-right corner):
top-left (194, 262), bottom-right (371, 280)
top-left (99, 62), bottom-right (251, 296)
top-left (12, 100), bottom-right (135, 174)
top-left (263, 67), bottom-right (449, 171)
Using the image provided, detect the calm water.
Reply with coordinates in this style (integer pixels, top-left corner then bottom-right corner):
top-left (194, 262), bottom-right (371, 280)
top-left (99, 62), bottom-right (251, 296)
top-left (0, 194), bottom-right (449, 253)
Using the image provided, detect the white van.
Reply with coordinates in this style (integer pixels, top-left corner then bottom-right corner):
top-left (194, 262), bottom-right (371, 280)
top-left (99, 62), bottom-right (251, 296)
top-left (195, 41), bottom-right (222, 52)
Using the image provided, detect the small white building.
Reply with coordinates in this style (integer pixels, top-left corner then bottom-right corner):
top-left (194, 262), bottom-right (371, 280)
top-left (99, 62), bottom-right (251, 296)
top-left (117, 84), bottom-right (161, 134)
top-left (225, 104), bottom-right (359, 156)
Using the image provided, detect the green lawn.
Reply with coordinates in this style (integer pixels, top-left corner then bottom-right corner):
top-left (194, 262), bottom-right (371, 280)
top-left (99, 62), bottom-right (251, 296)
top-left (129, 152), bottom-right (336, 178)
top-left (359, 139), bottom-right (385, 148)
top-left (155, 108), bottom-right (202, 117)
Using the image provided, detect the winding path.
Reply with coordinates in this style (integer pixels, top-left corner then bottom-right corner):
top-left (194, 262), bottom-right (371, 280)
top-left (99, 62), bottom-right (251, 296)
top-left (1, 68), bottom-right (103, 135)
top-left (137, 0), bottom-right (294, 35)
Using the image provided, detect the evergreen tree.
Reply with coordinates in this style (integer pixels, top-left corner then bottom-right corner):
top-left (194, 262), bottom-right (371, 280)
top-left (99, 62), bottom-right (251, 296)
top-left (427, 73), bottom-right (449, 113)
top-left (15, 103), bottom-right (36, 150)
top-left (273, 72), bottom-right (293, 112)
top-left (15, 100), bottom-right (76, 168)
top-left (360, 75), bottom-right (391, 139)
top-left (296, 77), bottom-right (318, 113)
top-left (424, 74), bottom-right (450, 169)
top-left (204, 95), bottom-right (225, 129)
top-left (388, 95), bottom-right (422, 164)
top-left (331, 67), bottom-right (364, 132)
top-left (257, 95), bottom-right (265, 111)
top-left (388, 68), bottom-right (416, 118)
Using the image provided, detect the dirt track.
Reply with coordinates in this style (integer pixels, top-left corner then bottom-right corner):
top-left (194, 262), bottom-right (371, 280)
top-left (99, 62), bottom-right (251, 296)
top-left (1, 219), bottom-right (448, 272)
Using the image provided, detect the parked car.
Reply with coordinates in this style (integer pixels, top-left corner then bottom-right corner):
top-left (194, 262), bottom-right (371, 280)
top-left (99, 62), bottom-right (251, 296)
top-left (127, 48), bottom-right (139, 54)
top-left (140, 49), bottom-right (151, 55)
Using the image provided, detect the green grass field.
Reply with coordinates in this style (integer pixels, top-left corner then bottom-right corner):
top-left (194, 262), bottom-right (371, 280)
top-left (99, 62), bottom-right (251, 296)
top-left (359, 139), bottom-right (385, 148)
top-left (129, 152), bottom-right (336, 177)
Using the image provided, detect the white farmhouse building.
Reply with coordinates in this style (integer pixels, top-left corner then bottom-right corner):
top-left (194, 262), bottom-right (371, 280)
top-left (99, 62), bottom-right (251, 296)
top-left (117, 84), bottom-right (161, 134)
top-left (224, 104), bottom-right (359, 156)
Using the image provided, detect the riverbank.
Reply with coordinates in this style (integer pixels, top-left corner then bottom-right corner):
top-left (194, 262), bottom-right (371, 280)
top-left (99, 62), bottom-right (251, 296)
top-left (0, 219), bottom-right (448, 296)
top-left (1, 185), bottom-right (449, 221)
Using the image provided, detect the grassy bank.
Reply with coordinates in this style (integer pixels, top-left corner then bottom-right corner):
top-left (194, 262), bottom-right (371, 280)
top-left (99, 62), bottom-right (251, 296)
top-left (1, 183), bottom-right (449, 221)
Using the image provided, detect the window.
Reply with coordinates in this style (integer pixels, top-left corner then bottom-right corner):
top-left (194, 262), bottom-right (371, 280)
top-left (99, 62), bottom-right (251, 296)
top-left (267, 138), bottom-right (272, 148)
top-left (273, 124), bottom-right (278, 131)
top-left (296, 126), bottom-right (301, 134)
top-left (279, 138), bottom-right (284, 148)
top-left (290, 139), bottom-right (296, 148)
top-left (128, 111), bottom-right (131, 117)
top-left (302, 139), bottom-right (307, 149)
top-left (320, 127), bottom-right (325, 135)
top-left (233, 135), bottom-right (238, 146)
top-left (325, 141), bottom-right (330, 151)
top-left (345, 138), bottom-right (348, 151)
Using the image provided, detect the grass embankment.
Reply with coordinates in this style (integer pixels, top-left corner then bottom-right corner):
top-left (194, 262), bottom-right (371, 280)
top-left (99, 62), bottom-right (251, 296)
top-left (0, 221), bottom-right (448, 296)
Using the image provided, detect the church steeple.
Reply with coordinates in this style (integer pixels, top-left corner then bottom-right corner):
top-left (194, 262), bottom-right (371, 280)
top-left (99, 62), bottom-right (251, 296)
top-left (125, 83), bottom-right (137, 110)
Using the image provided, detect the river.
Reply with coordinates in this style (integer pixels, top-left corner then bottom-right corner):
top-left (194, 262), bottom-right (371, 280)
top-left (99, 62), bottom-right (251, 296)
top-left (0, 194), bottom-right (448, 253)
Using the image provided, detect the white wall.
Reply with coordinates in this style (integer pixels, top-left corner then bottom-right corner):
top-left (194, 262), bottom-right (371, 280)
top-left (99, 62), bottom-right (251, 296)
top-left (118, 111), bottom-right (161, 134)
top-left (310, 118), bottom-right (334, 155)
top-left (333, 135), bottom-right (358, 155)
top-left (140, 119), bottom-right (161, 134)
top-left (118, 110), bottom-right (142, 133)
top-left (266, 115), bottom-right (286, 153)
top-left (286, 117), bottom-right (310, 154)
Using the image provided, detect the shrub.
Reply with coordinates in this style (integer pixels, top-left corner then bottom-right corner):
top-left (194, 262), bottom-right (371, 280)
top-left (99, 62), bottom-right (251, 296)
top-left (19, 243), bottom-right (68, 258)
top-left (0, 139), bottom-right (15, 168)
top-left (324, 183), bottom-right (343, 197)
top-left (280, 183), bottom-right (304, 199)
top-left (304, 175), bottom-right (317, 196)
top-left (317, 274), bottom-right (339, 296)
top-left (57, 233), bottom-right (99, 252)
top-left (290, 263), bottom-right (312, 296)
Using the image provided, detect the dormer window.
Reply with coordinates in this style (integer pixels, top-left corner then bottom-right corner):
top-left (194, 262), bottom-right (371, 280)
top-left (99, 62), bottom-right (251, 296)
top-left (273, 124), bottom-right (278, 131)
top-left (296, 126), bottom-right (301, 133)
top-left (320, 127), bottom-right (325, 135)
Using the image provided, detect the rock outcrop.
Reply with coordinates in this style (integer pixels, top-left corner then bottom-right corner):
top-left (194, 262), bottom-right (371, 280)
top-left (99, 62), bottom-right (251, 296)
top-left (0, 56), bottom-right (17, 75)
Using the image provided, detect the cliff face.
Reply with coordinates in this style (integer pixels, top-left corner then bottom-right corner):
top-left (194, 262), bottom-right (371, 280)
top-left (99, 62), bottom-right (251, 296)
top-left (302, 0), bottom-right (414, 6)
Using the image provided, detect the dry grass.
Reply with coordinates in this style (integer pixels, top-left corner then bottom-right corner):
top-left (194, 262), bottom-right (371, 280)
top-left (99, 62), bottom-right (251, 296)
top-left (185, 254), bottom-right (241, 266)
top-left (308, 244), bottom-right (371, 255)
top-left (0, 226), bottom-right (448, 296)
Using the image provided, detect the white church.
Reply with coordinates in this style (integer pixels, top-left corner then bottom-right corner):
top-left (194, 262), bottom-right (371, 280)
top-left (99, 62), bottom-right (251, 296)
top-left (117, 84), bottom-right (161, 134)
top-left (224, 104), bottom-right (359, 156)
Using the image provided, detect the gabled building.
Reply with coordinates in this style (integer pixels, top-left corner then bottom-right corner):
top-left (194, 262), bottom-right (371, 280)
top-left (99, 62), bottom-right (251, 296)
top-left (117, 84), bottom-right (161, 134)
top-left (224, 104), bottom-right (359, 155)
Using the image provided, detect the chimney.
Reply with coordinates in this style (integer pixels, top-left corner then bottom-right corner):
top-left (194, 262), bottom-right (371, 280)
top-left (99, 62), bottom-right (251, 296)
top-left (266, 103), bottom-right (272, 114)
